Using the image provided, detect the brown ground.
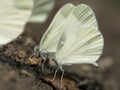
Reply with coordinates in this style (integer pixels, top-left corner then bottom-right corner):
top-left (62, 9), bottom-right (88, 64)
top-left (0, 0), bottom-right (120, 90)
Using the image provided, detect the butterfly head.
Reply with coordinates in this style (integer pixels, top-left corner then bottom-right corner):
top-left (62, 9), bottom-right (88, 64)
top-left (40, 49), bottom-right (49, 60)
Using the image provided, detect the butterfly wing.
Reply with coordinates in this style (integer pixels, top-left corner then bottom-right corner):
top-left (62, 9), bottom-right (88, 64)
top-left (56, 4), bottom-right (104, 66)
top-left (29, 0), bottom-right (55, 22)
top-left (40, 3), bottom-right (75, 52)
top-left (0, 0), bottom-right (33, 45)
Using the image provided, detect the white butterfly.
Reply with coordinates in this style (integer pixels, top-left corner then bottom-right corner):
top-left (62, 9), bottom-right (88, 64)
top-left (38, 3), bottom-right (104, 80)
top-left (0, 0), bottom-right (33, 46)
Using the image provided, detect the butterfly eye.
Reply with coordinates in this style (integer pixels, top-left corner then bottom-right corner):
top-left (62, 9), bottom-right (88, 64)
top-left (40, 49), bottom-right (49, 59)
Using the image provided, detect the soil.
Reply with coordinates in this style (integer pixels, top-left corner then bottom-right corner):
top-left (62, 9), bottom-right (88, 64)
top-left (0, 0), bottom-right (120, 90)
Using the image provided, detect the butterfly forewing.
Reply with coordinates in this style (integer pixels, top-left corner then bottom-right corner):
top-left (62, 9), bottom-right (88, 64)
top-left (40, 3), bottom-right (75, 53)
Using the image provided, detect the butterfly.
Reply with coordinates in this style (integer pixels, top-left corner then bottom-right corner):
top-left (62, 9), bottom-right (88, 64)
top-left (0, 0), bottom-right (55, 46)
top-left (37, 3), bottom-right (104, 82)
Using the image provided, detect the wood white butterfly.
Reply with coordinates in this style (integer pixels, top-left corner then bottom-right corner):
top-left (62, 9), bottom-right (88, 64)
top-left (39, 3), bottom-right (104, 66)
top-left (38, 3), bottom-right (104, 80)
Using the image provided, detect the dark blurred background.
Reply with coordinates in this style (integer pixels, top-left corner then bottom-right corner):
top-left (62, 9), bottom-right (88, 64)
top-left (26, 0), bottom-right (120, 90)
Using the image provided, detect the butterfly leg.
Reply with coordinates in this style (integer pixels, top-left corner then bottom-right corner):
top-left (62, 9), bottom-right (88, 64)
top-left (55, 66), bottom-right (64, 89)
top-left (51, 67), bottom-right (59, 82)
top-left (41, 58), bottom-right (47, 71)
top-left (60, 67), bottom-right (64, 84)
